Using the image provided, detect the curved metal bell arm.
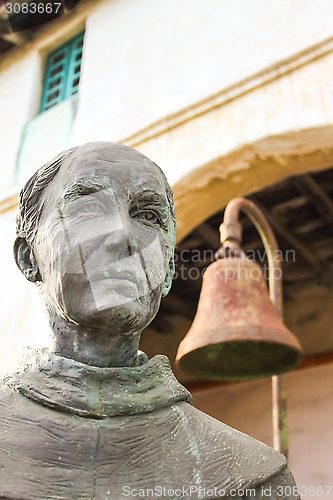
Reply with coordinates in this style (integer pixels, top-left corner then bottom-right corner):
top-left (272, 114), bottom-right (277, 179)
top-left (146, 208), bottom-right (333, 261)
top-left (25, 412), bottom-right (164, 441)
top-left (219, 197), bottom-right (283, 318)
top-left (218, 197), bottom-right (288, 457)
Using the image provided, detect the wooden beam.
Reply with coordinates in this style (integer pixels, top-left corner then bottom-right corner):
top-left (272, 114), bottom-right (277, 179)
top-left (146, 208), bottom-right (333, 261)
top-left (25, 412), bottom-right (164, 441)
top-left (311, 237), bottom-right (333, 258)
top-left (292, 218), bottom-right (325, 235)
top-left (271, 195), bottom-right (308, 215)
top-left (0, 31), bottom-right (31, 46)
top-left (250, 199), bottom-right (327, 278)
top-left (0, 21), bottom-right (32, 46)
top-left (281, 269), bottom-right (314, 282)
top-left (296, 351), bottom-right (333, 371)
top-left (0, 3), bottom-right (32, 46)
top-left (0, 4), bottom-right (8, 20)
top-left (293, 174), bottom-right (333, 223)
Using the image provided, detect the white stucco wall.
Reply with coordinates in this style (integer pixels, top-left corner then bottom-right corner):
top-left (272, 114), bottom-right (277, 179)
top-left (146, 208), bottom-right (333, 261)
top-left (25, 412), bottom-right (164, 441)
top-left (1, 0), bottom-right (333, 196)
top-left (0, 49), bottom-right (41, 196)
top-left (0, 1), bottom-right (88, 198)
top-left (72, 0), bottom-right (333, 142)
top-left (0, 208), bottom-right (50, 374)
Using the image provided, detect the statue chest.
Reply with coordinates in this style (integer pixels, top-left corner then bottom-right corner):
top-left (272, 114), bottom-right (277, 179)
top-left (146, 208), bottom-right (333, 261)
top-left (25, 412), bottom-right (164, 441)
top-left (0, 392), bottom-right (216, 499)
top-left (0, 386), bottom-right (287, 499)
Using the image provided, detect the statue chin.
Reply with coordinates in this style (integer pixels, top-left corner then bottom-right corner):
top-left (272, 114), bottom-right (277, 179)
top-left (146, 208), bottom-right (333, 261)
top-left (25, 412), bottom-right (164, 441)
top-left (47, 271), bottom-right (161, 329)
top-left (57, 289), bottom-right (160, 333)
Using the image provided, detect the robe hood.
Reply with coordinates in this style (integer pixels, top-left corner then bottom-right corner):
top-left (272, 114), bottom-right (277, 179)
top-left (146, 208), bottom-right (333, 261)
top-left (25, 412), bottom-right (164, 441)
top-left (4, 348), bottom-right (192, 418)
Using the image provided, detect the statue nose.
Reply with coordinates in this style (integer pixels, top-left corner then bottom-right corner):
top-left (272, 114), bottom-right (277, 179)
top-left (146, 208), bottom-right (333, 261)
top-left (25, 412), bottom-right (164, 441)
top-left (104, 227), bottom-right (138, 257)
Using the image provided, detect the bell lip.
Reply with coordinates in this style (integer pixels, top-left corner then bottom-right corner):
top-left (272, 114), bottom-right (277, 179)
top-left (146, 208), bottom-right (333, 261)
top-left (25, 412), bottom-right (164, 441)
top-left (176, 326), bottom-right (303, 361)
top-left (176, 339), bottom-right (304, 381)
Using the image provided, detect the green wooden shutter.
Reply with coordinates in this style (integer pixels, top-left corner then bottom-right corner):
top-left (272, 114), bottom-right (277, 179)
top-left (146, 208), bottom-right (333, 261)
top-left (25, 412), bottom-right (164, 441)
top-left (40, 31), bottom-right (84, 113)
top-left (65, 32), bottom-right (84, 98)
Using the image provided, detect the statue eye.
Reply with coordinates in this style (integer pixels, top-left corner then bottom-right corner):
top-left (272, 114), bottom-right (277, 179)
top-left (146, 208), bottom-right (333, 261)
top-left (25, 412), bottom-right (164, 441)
top-left (81, 200), bottom-right (104, 214)
top-left (135, 210), bottom-right (161, 226)
top-left (144, 211), bottom-right (158, 222)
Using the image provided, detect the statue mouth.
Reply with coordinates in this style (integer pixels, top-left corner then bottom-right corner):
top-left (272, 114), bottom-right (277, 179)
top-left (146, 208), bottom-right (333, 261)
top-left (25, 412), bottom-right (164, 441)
top-left (91, 268), bottom-right (145, 292)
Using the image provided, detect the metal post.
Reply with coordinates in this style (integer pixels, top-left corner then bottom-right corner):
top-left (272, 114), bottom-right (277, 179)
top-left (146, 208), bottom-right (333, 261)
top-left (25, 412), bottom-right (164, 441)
top-left (272, 375), bottom-right (288, 458)
top-left (221, 197), bottom-right (289, 457)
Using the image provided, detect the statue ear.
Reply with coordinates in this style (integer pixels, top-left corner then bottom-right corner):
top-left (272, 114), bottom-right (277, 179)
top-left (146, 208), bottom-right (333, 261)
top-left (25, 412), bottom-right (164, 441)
top-left (14, 237), bottom-right (42, 283)
top-left (162, 256), bottom-right (175, 297)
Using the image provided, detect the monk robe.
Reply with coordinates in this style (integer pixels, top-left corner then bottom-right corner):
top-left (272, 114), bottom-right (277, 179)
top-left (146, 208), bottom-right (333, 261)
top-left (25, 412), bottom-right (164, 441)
top-left (0, 349), bottom-right (300, 499)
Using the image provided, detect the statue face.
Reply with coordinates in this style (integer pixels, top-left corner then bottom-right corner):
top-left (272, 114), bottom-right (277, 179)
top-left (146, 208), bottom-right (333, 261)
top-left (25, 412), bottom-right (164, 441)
top-left (32, 146), bottom-right (174, 333)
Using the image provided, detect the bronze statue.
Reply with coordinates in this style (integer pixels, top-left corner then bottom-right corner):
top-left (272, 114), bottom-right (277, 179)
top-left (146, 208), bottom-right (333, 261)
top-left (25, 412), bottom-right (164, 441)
top-left (0, 142), bottom-right (300, 499)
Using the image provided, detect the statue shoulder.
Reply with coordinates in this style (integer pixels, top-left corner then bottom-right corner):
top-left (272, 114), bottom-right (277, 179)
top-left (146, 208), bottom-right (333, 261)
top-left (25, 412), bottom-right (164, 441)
top-left (180, 403), bottom-right (287, 492)
top-left (0, 377), bottom-right (36, 420)
top-left (232, 465), bottom-right (301, 499)
top-left (0, 377), bottom-right (20, 406)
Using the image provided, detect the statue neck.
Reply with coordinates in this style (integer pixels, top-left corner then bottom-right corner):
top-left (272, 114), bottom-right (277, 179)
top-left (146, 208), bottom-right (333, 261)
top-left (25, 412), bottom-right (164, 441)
top-left (47, 311), bottom-right (141, 368)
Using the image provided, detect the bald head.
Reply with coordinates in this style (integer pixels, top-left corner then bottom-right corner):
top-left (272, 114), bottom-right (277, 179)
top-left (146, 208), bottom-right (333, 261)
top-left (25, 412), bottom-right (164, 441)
top-left (16, 142), bottom-right (176, 248)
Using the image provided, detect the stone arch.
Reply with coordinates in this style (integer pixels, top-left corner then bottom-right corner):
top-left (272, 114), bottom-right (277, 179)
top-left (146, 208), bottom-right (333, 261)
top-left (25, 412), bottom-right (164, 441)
top-left (173, 125), bottom-right (333, 242)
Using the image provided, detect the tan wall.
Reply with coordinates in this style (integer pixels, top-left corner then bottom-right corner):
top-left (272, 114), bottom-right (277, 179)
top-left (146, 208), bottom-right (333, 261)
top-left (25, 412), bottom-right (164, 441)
top-left (192, 363), bottom-right (333, 488)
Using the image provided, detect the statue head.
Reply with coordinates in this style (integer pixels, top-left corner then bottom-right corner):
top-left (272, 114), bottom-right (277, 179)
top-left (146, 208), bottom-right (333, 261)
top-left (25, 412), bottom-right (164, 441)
top-left (14, 142), bottom-right (176, 344)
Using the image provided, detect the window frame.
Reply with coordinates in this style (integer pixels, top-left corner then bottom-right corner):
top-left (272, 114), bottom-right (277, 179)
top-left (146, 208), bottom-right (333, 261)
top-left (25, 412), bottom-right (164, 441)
top-left (40, 31), bottom-right (84, 113)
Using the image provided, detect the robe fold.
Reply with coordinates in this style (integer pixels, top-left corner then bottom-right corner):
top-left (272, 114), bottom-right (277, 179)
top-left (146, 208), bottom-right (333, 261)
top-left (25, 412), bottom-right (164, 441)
top-left (0, 349), bottom-right (300, 499)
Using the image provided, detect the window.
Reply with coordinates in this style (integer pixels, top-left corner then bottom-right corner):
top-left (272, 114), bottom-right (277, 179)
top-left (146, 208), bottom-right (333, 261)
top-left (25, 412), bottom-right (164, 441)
top-left (40, 31), bottom-right (84, 113)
